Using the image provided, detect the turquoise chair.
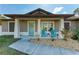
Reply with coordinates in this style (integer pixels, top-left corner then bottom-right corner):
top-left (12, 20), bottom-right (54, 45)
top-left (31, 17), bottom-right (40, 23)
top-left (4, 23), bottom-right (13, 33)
top-left (41, 29), bottom-right (48, 37)
top-left (50, 29), bottom-right (58, 39)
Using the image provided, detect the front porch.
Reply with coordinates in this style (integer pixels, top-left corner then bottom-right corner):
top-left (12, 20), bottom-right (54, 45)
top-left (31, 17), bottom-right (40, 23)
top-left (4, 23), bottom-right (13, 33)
top-left (0, 18), bottom-right (64, 39)
top-left (13, 18), bottom-right (64, 39)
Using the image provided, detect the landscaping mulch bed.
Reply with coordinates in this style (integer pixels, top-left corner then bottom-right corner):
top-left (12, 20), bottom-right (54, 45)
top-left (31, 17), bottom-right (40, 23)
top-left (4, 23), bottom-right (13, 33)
top-left (31, 38), bottom-right (79, 51)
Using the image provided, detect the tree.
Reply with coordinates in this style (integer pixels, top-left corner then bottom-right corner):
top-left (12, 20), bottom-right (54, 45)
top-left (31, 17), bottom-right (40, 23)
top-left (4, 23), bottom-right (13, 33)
top-left (74, 8), bottom-right (79, 14)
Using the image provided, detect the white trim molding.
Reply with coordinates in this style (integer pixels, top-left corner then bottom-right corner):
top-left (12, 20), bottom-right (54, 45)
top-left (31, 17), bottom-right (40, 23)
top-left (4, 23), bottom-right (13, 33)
top-left (2, 32), bottom-right (14, 35)
top-left (2, 32), bottom-right (28, 36)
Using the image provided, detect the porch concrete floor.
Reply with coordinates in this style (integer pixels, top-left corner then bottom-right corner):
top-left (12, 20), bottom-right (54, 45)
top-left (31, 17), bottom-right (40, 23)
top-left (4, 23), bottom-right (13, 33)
top-left (9, 39), bottom-right (79, 55)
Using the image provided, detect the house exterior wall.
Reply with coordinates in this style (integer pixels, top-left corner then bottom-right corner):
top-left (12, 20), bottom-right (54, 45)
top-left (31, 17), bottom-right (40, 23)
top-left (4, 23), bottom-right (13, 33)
top-left (1, 20), bottom-right (60, 32)
top-left (1, 20), bottom-right (37, 35)
top-left (2, 20), bottom-right (28, 32)
top-left (54, 21), bottom-right (60, 30)
top-left (71, 21), bottom-right (78, 30)
top-left (20, 21), bottom-right (27, 32)
top-left (2, 19), bottom-right (79, 36)
top-left (2, 21), bottom-right (8, 32)
top-left (76, 21), bottom-right (79, 29)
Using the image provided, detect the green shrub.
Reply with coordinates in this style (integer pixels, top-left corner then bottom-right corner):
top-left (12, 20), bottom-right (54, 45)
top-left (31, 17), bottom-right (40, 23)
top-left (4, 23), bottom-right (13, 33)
top-left (62, 29), bottom-right (68, 41)
top-left (72, 29), bottom-right (79, 41)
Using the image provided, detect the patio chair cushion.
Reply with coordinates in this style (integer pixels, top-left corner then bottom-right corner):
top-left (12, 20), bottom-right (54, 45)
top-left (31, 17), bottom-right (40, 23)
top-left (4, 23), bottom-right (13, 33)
top-left (50, 29), bottom-right (58, 38)
top-left (41, 30), bottom-right (48, 37)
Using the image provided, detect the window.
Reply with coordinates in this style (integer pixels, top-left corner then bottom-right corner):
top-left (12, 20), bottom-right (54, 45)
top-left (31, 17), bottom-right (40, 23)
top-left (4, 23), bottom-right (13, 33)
top-left (64, 21), bottom-right (71, 30)
top-left (41, 21), bottom-right (54, 37)
top-left (41, 22), bottom-right (54, 31)
top-left (9, 22), bottom-right (14, 32)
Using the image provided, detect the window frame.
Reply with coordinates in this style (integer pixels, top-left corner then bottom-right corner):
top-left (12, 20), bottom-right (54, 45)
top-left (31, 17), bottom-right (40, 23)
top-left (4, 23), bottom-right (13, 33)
top-left (41, 21), bottom-right (54, 31)
top-left (8, 21), bottom-right (15, 32)
top-left (64, 21), bottom-right (71, 30)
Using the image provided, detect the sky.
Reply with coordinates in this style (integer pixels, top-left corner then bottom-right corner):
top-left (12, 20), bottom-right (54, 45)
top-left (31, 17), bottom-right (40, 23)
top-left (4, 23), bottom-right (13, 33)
top-left (0, 4), bottom-right (79, 14)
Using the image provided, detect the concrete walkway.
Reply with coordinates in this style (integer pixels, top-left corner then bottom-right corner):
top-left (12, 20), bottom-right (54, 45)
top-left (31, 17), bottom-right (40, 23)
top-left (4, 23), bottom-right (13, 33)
top-left (9, 38), bottom-right (79, 55)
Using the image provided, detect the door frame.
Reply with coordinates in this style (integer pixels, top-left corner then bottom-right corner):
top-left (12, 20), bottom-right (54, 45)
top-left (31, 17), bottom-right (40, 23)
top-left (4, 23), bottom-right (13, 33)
top-left (28, 21), bottom-right (35, 36)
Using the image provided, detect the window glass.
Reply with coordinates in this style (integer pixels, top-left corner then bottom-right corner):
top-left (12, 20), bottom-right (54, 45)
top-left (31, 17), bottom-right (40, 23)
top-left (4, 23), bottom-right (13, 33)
top-left (64, 22), bottom-right (70, 30)
top-left (9, 22), bottom-right (14, 32)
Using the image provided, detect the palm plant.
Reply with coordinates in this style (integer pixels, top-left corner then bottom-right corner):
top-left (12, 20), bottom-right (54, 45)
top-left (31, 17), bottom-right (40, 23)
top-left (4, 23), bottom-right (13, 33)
top-left (62, 29), bottom-right (72, 41)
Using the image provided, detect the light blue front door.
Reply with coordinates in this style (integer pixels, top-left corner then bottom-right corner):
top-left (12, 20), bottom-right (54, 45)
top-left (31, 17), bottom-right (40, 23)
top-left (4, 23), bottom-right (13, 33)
top-left (28, 21), bottom-right (35, 36)
top-left (41, 22), bottom-right (48, 37)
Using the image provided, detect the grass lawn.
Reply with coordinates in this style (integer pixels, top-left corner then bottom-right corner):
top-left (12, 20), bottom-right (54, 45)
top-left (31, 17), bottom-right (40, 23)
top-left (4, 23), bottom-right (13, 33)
top-left (0, 35), bottom-right (28, 55)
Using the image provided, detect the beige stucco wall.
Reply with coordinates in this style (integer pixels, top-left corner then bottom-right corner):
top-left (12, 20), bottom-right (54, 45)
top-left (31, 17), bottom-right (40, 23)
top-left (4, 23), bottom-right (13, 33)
top-left (2, 20), bottom-right (28, 32)
top-left (76, 21), bottom-right (79, 29)
top-left (20, 20), bottom-right (37, 32)
top-left (71, 21), bottom-right (78, 30)
top-left (20, 21), bottom-right (27, 32)
top-left (2, 21), bottom-right (8, 32)
top-left (54, 21), bottom-right (60, 30)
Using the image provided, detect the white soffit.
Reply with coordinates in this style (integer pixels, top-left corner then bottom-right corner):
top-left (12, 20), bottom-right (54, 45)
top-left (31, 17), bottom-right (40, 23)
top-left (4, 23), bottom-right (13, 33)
top-left (0, 14), bottom-right (11, 19)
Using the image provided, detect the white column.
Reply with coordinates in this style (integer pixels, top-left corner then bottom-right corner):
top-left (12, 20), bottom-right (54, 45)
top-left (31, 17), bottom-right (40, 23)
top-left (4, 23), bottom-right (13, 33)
top-left (60, 18), bottom-right (64, 31)
top-left (0, 20), bottom-right (2, 36)
top-left (59, 18), bottom-right (64, 39)
top-left (37, 19), bottom-right (41, 37)
top-left (14, 19), bottom-right (20, 38)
